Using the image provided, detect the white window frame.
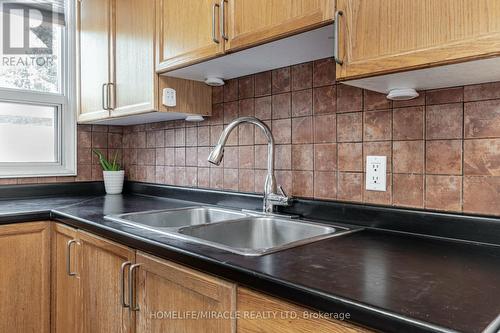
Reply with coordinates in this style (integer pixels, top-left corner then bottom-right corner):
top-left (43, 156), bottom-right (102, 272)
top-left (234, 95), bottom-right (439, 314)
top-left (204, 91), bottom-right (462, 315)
top-left (0, 0), bottom-right (76, 178)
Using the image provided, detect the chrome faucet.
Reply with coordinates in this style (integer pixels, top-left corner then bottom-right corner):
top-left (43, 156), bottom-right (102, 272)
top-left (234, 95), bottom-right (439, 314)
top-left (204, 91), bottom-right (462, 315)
top-left (208, 116), bottom-right (291, 213)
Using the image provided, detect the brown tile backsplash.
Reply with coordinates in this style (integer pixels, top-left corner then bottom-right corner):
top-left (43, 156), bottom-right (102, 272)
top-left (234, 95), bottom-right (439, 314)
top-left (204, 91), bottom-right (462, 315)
top-left (426, 103), bottom-right (463, 140)
top-left (337, 172), bottom-right (363, 202)
top-left (393, 141), bottom-right (424, 174)
top-left (272, 67), bottom-right (291, 94)
top-left (393, 106), bottom-right (424, 140)
top-left (426, 87), bottom-right (464, 105)
top-left (464, 99), bottom-right (500, 139)
top-left (313, 85), bottom-right (336, 115)
top-left (425, 175), bottom-right (462, 212)
top-left (464, 139), bottom-right (500, 176)
top-left (291, 62), bottom-right (312, 91)
top-left (5, 58), bottom-right (500, 217)
top-left (393, 174), bottom-right (424, 208)
top-left (364, 110), bottom-right (392, 141)
top-left (312, 58), bottom-right (336, 87)
top-left (426, 140), bottom-right (462, 175)
top-left (337, 112), bottom-right (362, 142)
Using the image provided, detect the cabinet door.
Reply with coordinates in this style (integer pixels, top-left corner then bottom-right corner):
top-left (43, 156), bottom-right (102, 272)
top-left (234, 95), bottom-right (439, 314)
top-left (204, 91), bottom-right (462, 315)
top-left (225, 0), bottom-right (334, 51)
top-left (336, 0), bottom-right (500, 80)
top-left (79, 231), bottom-right (135, 333)
top-left (77, 0), bottom-right (111, 122)
top-left (156, 0), bottom-right (224, 72)
top-left (0, 222), bottom-right (50, 333)
top-left (111, 0), bottom-right (158, 118)
top-left (51, 223), bottom-right (81, 333)
top-left (135, 252), bottom-right (236, 333)
top-left (237, 288), bottom-right (374, 333)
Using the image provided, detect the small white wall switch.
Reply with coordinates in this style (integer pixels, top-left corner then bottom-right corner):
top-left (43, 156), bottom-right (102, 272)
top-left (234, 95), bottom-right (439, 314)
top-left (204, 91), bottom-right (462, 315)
top-left (162, 88), bottom-right (176, 107)
top-left (366, 156), bottom-right (387, 191)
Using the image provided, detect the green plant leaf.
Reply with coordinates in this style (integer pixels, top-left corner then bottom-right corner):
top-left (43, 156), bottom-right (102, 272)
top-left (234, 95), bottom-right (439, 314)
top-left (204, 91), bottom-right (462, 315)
top-left (92, 148), bottom-right (121, 171)
top-left (110, 150), bottom-right (121, 171)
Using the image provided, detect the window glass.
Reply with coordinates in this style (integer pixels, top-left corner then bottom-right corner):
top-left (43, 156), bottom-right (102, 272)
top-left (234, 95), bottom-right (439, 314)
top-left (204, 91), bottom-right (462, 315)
top-left (0, 101), bottom-right (57, 163)
top-left (0, 0), bottom-right (74, 177)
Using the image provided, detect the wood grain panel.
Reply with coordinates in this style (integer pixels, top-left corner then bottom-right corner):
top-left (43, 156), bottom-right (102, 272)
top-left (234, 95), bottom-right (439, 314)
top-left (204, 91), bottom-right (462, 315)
top-left (77, 0), bottom-right (111, 121)
top-left (135, 252), bottom-right (236, 333)
top-left (237, 288), bottom-right (374, 333)
top-left (0, 222), bottom-right (51, 333)
top-left (156, 0), bottom-right (224, 72)
top-left (337, 0), bottom-right (500, 80)
top-left (226, 0), bottom-right (334, 51)
top-left (112, 0), bottom-right (158, 117)
top-left (79, 231), bottom-right (135, 333)
top-left (158, 76), bottom-right (212, 116)
top-left (51, 223), bottom-right (81, 333)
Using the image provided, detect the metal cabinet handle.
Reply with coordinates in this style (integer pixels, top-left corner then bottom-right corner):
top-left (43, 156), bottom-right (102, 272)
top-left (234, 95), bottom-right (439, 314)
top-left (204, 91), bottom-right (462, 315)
top-left (212, 3), bottom-right (220, 44)
top-left (107, 82), bottom-right (115, 110)
top-left (101, 83), bottom-right (108, 110)
top-left (334, 10), bottom-right (343, 65)
top-left (129, 263), bottom-right (142, 311)
top-left (220, 0), bottom-right (228, 40)
top-left (120, 261), bottom-right (132, 308)
top-left (66, 239), bottom-right (80, 276)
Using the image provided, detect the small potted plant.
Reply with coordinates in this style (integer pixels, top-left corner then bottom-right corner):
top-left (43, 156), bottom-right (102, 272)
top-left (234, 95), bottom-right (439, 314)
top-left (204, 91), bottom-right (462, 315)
top-left (93, 149), bottom-right (124, 195)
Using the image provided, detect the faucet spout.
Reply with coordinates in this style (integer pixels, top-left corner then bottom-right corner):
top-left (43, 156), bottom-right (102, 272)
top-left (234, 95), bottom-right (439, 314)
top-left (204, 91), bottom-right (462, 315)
top-left (207, 144), bottom-right (224, 165)
top-left (208, 116), bottom-right (290, 213)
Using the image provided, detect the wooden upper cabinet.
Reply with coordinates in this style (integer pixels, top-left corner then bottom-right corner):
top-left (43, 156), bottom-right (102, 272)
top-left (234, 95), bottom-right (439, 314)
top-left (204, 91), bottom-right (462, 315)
top-left (0, 222), bottom-right (51, 333)
top-left (156, 0), bottom-right (225, 72)
top-left (135, 252), bottom-right (236, 333)
top-left (77, 0), bottom-right (111, 122)
top-left (78, 231), bottom-right (136, 333)
top-left (78, 0), bottom-right (158, 122)
top-left (225, 0), bottom-right (335, 52)
top-left (112, 0), bottom-right (158, 117)
top-left (156, 0), bottom-right (335, 71)
top-left (336, 0), bottom-right (500, 80)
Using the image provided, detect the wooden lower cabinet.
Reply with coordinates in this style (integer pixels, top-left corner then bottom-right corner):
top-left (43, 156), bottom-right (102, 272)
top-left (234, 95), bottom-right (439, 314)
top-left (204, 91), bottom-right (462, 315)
top-left (51, 223), bottom-right (81, 333)
top-left (1, 222), bottom-right (374, 333)
top-left (134, 252), bottom-right (236, 333)
top-left (237, 288), bottom-right (373, 333)
top-left (0, 222), bottom-right (51, 333)
top-left (78, 231), bottom-right (136, 333)
top-left (52, 224), bottom-right (135, 333)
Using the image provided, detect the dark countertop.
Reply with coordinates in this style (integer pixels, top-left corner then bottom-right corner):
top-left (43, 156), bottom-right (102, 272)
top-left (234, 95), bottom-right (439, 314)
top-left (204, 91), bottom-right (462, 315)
top-left (1, 193), bottom-right (499, 333)
top-left (0, 195), bottom-right (96, 222)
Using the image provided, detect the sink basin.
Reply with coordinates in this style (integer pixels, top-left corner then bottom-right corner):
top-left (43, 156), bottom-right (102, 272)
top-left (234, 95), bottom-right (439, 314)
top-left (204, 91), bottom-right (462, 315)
top-left (106, 207), bottom-right (358, 256)
top-left (177, 217), bottom-right (355, 256)
top-left (105, 206), bottom-right (248, 230)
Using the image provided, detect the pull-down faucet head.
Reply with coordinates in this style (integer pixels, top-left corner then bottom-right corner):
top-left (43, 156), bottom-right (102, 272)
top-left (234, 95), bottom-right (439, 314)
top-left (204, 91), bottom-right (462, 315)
top-left (207, 144), bottom-right (224, 166)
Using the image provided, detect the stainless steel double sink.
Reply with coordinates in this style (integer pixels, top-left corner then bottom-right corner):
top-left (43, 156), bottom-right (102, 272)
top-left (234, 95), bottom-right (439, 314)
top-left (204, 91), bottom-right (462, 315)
top-left (105, 206), bottom-right (357, 256)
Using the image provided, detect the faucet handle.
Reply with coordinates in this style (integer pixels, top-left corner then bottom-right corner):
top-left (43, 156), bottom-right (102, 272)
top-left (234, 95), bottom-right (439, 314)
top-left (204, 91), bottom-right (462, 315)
top-left (267, 185), bottom-right (290, 207)
top-left (278, 185), bottom-right (287, 197)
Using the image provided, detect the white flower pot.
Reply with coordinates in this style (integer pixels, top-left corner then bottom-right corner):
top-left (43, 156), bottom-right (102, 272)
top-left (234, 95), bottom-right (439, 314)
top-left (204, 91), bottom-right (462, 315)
top-left (103, 170), bottom-right (125, 195)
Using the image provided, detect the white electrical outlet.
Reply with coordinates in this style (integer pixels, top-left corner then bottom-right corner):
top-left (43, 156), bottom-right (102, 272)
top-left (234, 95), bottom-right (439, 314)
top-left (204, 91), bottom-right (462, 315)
top-left (366, 156), bottom-right (387, 191)
top-left (162, 88), bottom-right (176, 107)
